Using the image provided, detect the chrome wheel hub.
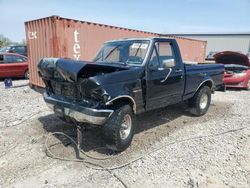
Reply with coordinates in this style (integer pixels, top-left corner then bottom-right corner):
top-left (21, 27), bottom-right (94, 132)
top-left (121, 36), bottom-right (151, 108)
top-left (200, 93), bottom-right (208, 109)
top-left (26, 71), bottom-right (29, 79)
top-left (120, 114), bottom-right (132, 140)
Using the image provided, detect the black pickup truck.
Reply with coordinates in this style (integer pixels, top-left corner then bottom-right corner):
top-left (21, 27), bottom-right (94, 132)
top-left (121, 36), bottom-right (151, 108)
top-left (38, 37), bottom-right (224, 151)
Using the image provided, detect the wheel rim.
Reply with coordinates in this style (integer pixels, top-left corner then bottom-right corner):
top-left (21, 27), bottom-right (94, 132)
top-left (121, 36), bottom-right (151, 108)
top-left (120, 114), bottom-right (132, 140)
top-left (200, 93), bottom-right (208, 109)
top-left (25, 71), bottom-right (29, 79)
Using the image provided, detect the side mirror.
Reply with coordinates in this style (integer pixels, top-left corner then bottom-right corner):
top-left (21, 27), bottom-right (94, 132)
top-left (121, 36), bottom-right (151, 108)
top-left (163, 59), bottom-right (175, 68)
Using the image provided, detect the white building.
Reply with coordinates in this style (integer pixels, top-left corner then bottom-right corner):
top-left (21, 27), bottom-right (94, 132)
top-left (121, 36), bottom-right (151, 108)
top-left (172, 33), bottom-right (250, 57)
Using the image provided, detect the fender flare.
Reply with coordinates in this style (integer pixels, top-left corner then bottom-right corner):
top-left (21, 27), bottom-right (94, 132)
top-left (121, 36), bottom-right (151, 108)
top-left (105, 95), bottom-right (136, 113)
top-left (195, 79), bottom-right (214, 93)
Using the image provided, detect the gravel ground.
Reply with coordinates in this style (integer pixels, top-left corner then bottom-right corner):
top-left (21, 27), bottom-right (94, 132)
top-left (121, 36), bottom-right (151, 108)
top-left (0, 79), bottom-right (249, 188)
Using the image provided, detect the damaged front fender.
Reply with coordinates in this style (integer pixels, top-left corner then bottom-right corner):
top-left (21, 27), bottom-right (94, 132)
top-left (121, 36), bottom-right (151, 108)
top-left (79, 77), bottom-right (111, 103)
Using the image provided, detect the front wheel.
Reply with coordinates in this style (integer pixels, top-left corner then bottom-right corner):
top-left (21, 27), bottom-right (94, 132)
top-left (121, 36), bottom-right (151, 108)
top-left (189, 86), bottom-right (211, 116)
top-left (24, 70), bottom-right (29, 79)
top-left (102, 105), bottom-right (136, 152)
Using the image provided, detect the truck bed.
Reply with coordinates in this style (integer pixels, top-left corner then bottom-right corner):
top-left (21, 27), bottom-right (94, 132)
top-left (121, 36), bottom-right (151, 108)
top-left (183, 63), bottom-right (224, 99)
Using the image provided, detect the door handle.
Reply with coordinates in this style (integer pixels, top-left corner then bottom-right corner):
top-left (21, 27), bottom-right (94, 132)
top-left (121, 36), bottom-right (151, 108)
top-left (160, 68), bottom-right (172, 83)
top-left (157, 67), bottom-right (164, 71)
top-left (175, 69), bottom-right (183, 73)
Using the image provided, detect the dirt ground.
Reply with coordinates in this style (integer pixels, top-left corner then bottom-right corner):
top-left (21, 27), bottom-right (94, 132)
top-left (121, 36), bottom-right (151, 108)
top-left (0, 80), bottom-right (249, 188)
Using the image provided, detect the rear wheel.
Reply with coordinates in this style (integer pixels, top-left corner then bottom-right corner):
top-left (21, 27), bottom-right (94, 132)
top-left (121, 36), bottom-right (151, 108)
top-left (189, 86), bottom-right (211, 116)
top-left (24, 70), bottom-right (29, 79)
top-left (102, 105), bottom-right (136, 152)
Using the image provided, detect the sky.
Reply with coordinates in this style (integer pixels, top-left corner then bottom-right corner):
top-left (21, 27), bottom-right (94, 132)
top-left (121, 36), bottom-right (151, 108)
top-left (0, 0), bottom-right (250, 42)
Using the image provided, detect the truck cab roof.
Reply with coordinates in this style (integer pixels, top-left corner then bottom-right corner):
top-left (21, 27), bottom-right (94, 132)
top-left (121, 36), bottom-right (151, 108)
top-left (104, 37), bottom-right (176, 43)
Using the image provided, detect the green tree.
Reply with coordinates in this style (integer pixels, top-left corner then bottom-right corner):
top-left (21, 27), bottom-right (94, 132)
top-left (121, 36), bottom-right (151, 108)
top-left (19, 39), bottom-right (26, 45)
top-left (0, 34), bottom-right (12, 47)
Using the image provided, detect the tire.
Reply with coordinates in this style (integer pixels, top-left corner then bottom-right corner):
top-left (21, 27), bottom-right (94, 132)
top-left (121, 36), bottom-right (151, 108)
top-left (189, 86), bottom-right (211, 116)
top-left (24, 70), bottom-right (29, 79)
top-left (102, 105), bottom-right (136, 152)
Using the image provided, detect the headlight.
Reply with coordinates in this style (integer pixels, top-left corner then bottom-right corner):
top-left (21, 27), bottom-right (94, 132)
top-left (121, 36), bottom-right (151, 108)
top-left (90, 88), bottom-right (110, 102)
top-left (234, 72), bottom-right (247, 77)
top-left (80, 78), bottom-right (110, 102)
top-left (90, 88), bottom-right (103, 99)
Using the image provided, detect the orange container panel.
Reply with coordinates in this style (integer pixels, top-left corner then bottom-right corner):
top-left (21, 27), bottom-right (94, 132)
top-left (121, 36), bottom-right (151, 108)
top-left (25, 16), bottom-right (206, 87)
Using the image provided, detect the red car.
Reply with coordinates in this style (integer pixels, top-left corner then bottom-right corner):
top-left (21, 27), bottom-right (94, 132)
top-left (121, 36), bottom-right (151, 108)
top-left (0, 53), bottom-right (29, 79)
top-left (215, 51), bottom-right (250, 90)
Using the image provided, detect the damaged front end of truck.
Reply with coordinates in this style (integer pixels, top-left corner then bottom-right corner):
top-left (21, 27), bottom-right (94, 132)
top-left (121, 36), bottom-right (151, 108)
top-left (38, 58), bottom-right (142, 125)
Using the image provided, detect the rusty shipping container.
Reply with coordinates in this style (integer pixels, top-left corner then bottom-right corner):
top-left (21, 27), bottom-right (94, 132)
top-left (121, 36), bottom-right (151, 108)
top-left (25, 16), bottom-right (207, 87)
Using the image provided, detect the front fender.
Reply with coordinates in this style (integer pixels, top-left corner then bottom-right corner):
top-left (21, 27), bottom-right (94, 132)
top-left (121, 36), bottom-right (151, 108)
top-left (102, 80), bottom-right (143, 113)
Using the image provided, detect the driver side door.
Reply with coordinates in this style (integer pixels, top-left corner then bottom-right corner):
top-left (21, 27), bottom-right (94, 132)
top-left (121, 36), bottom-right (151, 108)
top-left (146, 41), bottom-right (184, 111)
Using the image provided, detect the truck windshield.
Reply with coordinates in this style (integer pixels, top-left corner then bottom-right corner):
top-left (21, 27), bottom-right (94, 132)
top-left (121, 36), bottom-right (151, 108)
top-left (93, 40), bottom-right (150, 65)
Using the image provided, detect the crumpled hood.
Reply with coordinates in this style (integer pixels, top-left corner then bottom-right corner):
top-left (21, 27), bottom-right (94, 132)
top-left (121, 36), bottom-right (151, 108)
top-left (214, 51), bottom-right (250, 67)
top-left (37, 58), bottom-right (129, 82)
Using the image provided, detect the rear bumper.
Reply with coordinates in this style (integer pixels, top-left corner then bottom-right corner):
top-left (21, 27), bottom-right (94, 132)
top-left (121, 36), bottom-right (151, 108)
top-left (44, 92), bottom-right (113, 125)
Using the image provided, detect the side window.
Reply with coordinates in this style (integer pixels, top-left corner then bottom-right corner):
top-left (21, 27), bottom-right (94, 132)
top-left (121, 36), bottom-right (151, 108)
top-left (148, 47), bottom-right (159, 68)
top-left (15, 46), bottom-right (25, 54)
top-left (15, 56), bottom-right (25, 62)
top-left (155, 42), bottom-right (175, 67)
top-left (4, 55), bottom-right (25, 63)
top-left (22, 56), bottom-right (27, 62)
top-left (4, 55), bottom-right (14, 62)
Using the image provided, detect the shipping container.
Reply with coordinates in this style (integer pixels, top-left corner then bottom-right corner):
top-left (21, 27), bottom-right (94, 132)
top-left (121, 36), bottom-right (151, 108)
top-left (25, 16), bottom-right (207, 87)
